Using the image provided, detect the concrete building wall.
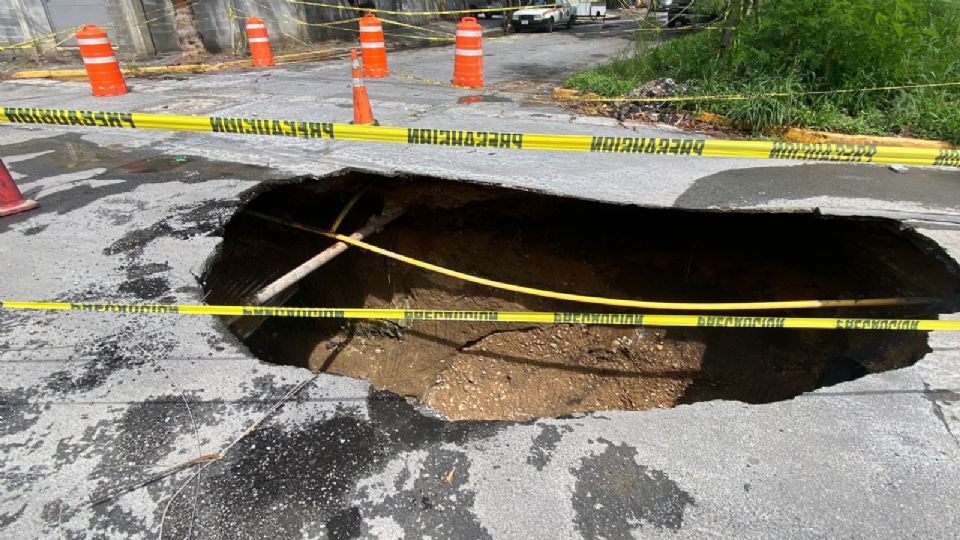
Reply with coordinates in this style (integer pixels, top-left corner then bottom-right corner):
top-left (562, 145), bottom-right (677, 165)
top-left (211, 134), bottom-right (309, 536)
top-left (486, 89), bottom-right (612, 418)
top-left (301, 0), bottom-right (369, 42)
top-left (139, 0), bottom-right (179, 53)
top-left (0, 0), bottom-right (156, 60)
top-left (299, 0), bottom-right (476, 42)
top-left (0, 0), bottom-right (55, 61)
top-left (103, 0), bottom-right (156, 57)
top-left (191, 0), bottom-right (310, 54)
top-left (1, 0), bottom-right (475, 62)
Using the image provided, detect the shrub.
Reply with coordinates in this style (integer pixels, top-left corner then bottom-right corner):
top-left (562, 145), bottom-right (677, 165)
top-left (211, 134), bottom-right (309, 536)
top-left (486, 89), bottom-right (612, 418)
top-left (566, 0), bottom-right (960, 142)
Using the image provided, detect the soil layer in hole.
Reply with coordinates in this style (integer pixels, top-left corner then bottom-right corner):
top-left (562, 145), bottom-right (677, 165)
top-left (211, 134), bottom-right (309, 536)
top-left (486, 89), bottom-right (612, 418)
top-left (203, 174), bottom-right (960, 421)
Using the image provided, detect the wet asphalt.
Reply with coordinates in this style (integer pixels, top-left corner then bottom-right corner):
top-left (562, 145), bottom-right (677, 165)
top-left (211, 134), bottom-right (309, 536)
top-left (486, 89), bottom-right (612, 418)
top-left (2, 15), bottom-right (960, 538)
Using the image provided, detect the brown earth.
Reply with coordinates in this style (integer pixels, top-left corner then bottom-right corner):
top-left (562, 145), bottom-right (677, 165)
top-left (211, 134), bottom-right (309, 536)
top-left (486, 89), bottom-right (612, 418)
top-left (204, 173), bottom-right (960, 420)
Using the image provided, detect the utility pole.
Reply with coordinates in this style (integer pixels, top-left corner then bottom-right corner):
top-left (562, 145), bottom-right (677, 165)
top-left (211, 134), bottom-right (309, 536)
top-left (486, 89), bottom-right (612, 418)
top-left (502, 0), bottom-right (514, 33)
top-left (719, 0), bottom-right (743, 55)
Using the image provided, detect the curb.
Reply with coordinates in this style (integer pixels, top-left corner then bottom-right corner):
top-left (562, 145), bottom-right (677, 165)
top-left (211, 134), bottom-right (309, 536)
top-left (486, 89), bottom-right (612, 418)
top-left (780, 126), bottom-right (955, 150)
top-left (10, 49), bottom-right (338, 80)
top-left (694, 113), bottom-right (957, 150)
top-left (11, 23), bottom-right (507, 82)
top-left (552, 87), bottom-right (603, 101)
top-left (551, 88), bottom-right (957, 150)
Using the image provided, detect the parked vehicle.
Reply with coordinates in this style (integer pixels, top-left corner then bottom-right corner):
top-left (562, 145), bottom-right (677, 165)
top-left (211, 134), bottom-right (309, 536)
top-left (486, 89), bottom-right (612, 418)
top-left (469, 0), bottom-right (506, 18)
top-left (666, 0), bottom-right (721, 27)
top-left (511, 0), bottom-right (577, 32)
top-left (573, 0), bottom-right (606, 19)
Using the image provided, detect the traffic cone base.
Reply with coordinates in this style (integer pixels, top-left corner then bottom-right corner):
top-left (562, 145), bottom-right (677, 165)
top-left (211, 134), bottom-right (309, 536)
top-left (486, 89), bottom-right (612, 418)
top-left (0, 159), bottom-right (38, 217)
top-left (351, 50), bottom-right (377, 126)
top-left (0, 198), bottom-right (39, 218)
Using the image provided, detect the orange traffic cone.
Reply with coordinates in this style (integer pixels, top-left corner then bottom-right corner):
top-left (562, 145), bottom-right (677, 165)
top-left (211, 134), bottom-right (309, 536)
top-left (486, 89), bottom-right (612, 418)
top-left (0, 158), bottom-right (39, 217)
top-left (351, 50), bottom-right (377, 126)
top-left (453, 17), bottom-right (483, 88)
top-left (76, 25), bottom-right (127, 97)
top-left (246, 17), bottom-right (275, 67)
top-left (358, 13), bottom-right (388, 78)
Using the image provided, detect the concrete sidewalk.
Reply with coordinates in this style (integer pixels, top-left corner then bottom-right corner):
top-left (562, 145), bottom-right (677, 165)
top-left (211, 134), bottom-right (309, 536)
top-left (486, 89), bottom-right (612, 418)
top-left (2, 25), bottom-right (960, 539)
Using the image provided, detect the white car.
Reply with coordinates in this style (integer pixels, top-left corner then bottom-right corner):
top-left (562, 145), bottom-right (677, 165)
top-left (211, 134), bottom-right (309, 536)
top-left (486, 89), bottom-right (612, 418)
top-left (511, 0), bottom-right (577, 32)
top-left (469, 0), bottom-right (505, 18)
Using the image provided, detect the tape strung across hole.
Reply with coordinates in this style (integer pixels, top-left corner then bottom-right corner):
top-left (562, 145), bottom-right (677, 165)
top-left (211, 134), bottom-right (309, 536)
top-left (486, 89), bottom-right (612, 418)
top-left (0, 301), bottom-right (952, 331)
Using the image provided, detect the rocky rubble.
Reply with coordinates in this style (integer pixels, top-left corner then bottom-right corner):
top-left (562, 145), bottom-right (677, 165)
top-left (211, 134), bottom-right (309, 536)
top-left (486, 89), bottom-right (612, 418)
top-left (610, 77), bottom-right (693, 124)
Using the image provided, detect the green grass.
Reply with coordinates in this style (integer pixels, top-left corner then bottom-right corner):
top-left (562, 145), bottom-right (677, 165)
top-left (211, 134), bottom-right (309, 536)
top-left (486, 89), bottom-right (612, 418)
top-left (566, 1), bottom-right (960, 143)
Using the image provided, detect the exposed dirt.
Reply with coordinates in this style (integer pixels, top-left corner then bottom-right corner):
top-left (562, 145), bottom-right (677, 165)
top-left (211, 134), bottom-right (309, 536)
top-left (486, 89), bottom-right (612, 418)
top-left (203, 173), bottom-right (960, 421)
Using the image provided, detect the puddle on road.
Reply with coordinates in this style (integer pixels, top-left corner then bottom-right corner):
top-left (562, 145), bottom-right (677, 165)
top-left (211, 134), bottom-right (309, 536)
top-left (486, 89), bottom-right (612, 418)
top-left (457, 95), bottom-right (513, 104)
top-left (6, 134), bottom-right (271, 180)
top-left (203, 173), bottom-right (960, 421)
top-left (0, 133), bottom-right (276, 230)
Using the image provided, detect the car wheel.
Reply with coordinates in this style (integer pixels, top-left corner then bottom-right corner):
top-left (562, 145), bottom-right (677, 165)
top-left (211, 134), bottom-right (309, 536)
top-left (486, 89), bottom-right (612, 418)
top-left (512, 23), bottom-right (522, 32)
top-left (546, 18), bottom-right (554, 32)
top-left (566, 14), bottom-right (575, 28)
top-left (483, 11), bottom-right (491, 18)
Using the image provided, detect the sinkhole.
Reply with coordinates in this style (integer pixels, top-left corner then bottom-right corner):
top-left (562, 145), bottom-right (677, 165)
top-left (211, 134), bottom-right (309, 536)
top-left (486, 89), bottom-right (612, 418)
top-left (203, 173), bottom-right (960, 421)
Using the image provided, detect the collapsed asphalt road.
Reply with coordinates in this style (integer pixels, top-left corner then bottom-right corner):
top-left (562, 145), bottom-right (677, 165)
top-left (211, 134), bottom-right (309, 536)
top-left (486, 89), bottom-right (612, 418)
top-left (2, 24), bottom-right (960, 539)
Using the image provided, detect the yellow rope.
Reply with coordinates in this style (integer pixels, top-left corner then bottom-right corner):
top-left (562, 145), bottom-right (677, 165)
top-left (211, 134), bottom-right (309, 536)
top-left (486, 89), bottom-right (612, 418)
top-left (379, 17), bottom-right (456, 37)
top-left (330, 189), bottom-right (368, 232)
top-left (248, 212), bottom-right (938, 312)
top-left (0, 26), bottom-right (79, 52)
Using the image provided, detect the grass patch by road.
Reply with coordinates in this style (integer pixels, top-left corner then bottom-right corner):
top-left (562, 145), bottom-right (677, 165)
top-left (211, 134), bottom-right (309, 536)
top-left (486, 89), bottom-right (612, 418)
top-left (566, 1), bottom-right (960, 143)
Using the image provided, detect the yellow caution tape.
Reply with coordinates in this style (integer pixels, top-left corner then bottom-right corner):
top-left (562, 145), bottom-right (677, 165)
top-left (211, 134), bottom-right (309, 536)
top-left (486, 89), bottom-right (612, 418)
top-left (0, 29), bottom-right (71, 50)
top-left (379, 16), bottom-right (456, 37)
top-left (2, 106), bottom-right (958, 167)
top-left (284, 0), bottom-right (544, 16)
top-left (0, 301), bottom-right (952, 331)
top-left (1, 0), bottom-right (195, 53)
top-left (235, 1), bottom-right (455, 41)
top-left (0, 27), bottom-right (78, 52)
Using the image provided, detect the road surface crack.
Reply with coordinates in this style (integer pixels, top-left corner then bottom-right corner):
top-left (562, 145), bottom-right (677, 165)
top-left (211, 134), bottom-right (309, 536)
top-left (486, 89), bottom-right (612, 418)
top-left (922, 381), bottom-right (960, 449)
